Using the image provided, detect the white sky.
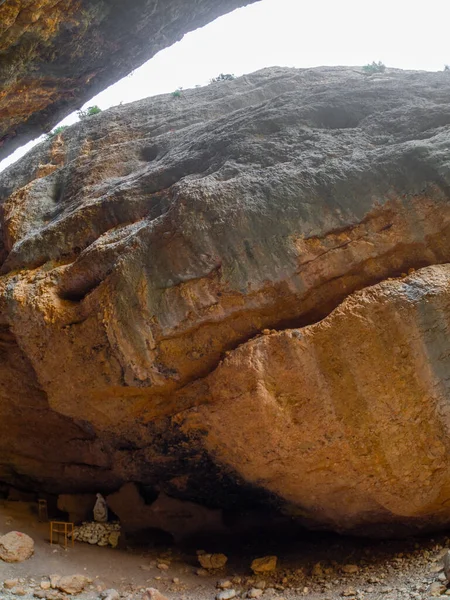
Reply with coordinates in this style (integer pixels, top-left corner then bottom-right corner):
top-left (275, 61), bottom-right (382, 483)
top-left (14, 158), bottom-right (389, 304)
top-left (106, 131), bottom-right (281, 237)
top-left (1, 0), bottom-right (449, 172)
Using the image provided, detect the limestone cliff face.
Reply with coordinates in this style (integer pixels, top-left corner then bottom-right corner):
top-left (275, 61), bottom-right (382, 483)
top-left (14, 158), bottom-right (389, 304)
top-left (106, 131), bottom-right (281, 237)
top-left (1, 67), bottom-right (450, 534)
top-left (183, 265), bottom-right (450, 535)
top-left (0, 0), bottom-right (257, 160)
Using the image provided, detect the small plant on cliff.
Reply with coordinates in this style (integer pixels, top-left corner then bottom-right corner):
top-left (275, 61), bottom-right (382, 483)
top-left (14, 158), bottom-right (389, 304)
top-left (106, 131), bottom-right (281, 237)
top-left (171, 88), bottom-right (183, 98)
top-left (362, 61), bottom-right (386, 75)
top-left (46, 125), bottom-right (68, 140)
top-left (210, 73), bottom-right (236, 83)
top-left (77, 105), bottom-right (102, 120)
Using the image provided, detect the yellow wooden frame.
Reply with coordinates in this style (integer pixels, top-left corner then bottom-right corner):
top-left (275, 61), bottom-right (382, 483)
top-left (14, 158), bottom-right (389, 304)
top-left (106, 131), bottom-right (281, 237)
top-left (50, 521), bottom-right (74, 548)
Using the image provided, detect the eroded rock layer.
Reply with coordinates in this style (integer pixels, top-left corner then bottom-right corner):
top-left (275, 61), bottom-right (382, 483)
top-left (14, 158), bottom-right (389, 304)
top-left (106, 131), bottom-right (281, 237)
top-left (1, 67), bottom-right (450, 534)
top-left (182, 265), bottom-right (450, 535)
top-left (0, 0), bottom-right (257, 159)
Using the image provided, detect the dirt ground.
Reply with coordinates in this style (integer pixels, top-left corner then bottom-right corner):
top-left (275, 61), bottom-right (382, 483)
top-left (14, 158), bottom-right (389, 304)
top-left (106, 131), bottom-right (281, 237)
top-left (0, 500), bottom-right (449, 599)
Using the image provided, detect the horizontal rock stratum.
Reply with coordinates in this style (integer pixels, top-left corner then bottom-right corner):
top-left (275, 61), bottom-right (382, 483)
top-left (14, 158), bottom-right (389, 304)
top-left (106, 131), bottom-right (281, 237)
top-left (0, 0), bottom-right (257, 160)
top-left (1, 66), bottom-right (450, 535)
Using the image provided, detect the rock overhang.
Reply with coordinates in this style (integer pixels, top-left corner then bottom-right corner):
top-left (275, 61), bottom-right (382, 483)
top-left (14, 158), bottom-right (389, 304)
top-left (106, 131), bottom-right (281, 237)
top-left (1, 66), bottom-right (450, 535)
top-left (0, 0), bottom-right (259, 160)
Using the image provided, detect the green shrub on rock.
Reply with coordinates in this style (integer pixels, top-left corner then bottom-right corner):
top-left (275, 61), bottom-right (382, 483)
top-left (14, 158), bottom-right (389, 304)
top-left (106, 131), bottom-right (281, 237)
top-left (46, 125), bottom-right (69, 140)
top-left (362, 61), bottom-right (386, 75)
top-left (77, 105), bottom-right (102, 120)
top-left (210, 73), bottom-right (236, 83)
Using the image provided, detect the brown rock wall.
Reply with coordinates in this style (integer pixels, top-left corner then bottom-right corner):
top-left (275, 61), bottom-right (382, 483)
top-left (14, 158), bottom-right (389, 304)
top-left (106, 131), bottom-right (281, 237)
top-left (1, 67), bottom-right (450, 534)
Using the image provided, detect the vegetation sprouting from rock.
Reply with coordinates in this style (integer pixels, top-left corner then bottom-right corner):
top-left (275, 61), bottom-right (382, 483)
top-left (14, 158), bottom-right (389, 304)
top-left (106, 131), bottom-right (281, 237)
top-left (77, 105), bottom-right (102, 120)
top-left (362, 61), bottom-right (386, 75)
top-left (46, 125), bottom-right (69, 140)
top-left (210, 73), bottom-right (236, 83)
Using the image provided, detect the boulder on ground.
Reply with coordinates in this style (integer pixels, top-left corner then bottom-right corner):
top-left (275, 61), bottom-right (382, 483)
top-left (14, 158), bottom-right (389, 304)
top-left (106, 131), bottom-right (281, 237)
top-left (0, 531), bottom-right (34, 562)
top-left (251, 556), bottom-right (277, 574)
top-left (198, 553), bottom-right (228, 569)
top-left (57, 574), bottom-right (90, 594)
top-left (101, 590), bottom-right (120, 600)
top-left (143, 589), bottom-right (169, 600)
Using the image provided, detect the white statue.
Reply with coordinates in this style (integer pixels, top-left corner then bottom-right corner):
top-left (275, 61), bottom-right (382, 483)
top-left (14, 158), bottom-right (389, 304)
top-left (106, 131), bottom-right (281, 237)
top-left (93, 493), bottom-right (108, 522)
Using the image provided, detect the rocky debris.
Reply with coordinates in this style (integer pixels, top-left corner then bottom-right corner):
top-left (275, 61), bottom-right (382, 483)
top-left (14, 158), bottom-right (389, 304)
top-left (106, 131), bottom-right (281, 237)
top-left (107, 484), bottom-right (225, 541)
top-left (217, 580), bottom-right (233, 589)
top-left (4, 579), bottom-right (19, 589)
top-left (311, 562), bottom-right (324, 577)
top-left (247, 588), bottom-right (263, 598)
top-left (101, 590), bottom-right (120, 600)
top-left (36, 592), bottom-right (63, 600)
top-left (198, 553), bottom-right (228, 570)
top-left (0, 531), bottom-right (34, 562)
top-left (71, 521), bottom-right (120, 547)
top-left (430, 581), bottom-right (447, 596)
top-left (341, 565), bottom-right (359, 574)
top-left (56, 574), bottom-right (90, 594)
top-left (142, 588), bottom-right (169, 600)
top-left (2, 67), bottom-right (450, 535)
top-left (1, 534), bottom-right (450, 600)
top-left (251, 556), bottom-right (278, 574)
top-left (0, 0), bottom-right (256, 160)
top-left (216, 590), bottom-right (237, 600)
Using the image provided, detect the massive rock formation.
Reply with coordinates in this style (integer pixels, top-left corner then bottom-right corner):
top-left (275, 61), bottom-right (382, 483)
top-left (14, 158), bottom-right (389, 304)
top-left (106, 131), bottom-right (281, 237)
top-left (0, 0), bottom-right (258, 160)
top-left (1, 66), bottom-right (450, 535)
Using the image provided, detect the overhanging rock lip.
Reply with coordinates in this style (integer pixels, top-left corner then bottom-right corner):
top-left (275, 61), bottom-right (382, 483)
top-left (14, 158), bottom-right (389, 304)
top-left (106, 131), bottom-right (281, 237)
top-left (0, 0), bottom-right (260, 161)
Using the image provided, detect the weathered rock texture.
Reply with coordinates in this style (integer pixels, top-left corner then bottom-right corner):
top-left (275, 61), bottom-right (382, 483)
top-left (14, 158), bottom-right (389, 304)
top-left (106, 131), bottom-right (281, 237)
top-left (0, 0), bottom-right (258, 160)
top-left (106, 483), bottom-right (225, 540)
top-left (71, 521), bottom-right (120, 547)
top-left (56, 574), bottom-right (90, 595)
top-left (0, 531), bottom-right (34, 562)
top-left (57, 493), bottom-right (96, 523)
top-left (184, 265), bottom-right (450, 535)
top-left (1, 67), bottom-right (450, 535)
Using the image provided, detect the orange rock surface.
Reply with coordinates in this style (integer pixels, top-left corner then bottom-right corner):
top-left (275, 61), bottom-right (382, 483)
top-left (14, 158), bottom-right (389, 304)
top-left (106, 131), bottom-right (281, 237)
top-left (1, 67), bottom-right (450, 534)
